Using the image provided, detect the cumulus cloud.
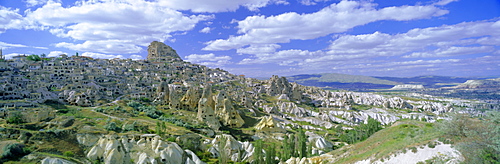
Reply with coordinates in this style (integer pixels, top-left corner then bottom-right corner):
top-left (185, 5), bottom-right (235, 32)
top-left (0, 7), bottom-right (25, 33)
top-left (158, 0), bottom-right (287, 13)
top-left (300, 0), bottom-right (329, 6)
top-left (47, 51), bottom-right (68, 57)
top-left (185, 53), bottom-right (232, 67)
top-left (199, 27), bottom-right (212, 33)
top-left (203, 0), bottom-right (449, 51)
top-left (55, 40), bottom-right (142, 54)
top-left (433, 0), bottom-right (459, 6)
top-left (0, 41), bottom-right (28, 49)
top-left (404, 46), bottom-right (495, 58)
top-left (82, 52), bottom-right (125, 59)
top-left (129, 55), bottom-right (143, 60)
top-left (24, 0), bottom-right (57, 7)
top-left (235, 19), bottom-right (500, 76)
top-left (3, 53), bottom-right (23, 59)
top-left (4, 0), bottom-right (212, 54)
top-left (236, 44), bottom-right (281, 54)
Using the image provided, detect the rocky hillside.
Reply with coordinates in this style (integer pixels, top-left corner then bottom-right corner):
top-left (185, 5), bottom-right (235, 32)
top-left (0, 42), bottom-right (493, 164)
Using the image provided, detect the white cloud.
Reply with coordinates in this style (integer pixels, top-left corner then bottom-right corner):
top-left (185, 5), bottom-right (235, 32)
top-left (0, 41), bottom-right (28, 49)
top-left (404, 46), bottom-right (495, 58)
top-left (236, 44), bottom-right (281, 54)
top-left (129, 55), bottom-right (143, 60)
top-left (433, 0), bottom-right (459, 6)
top-left (326, 20), bottom-right (500, 59)
top-left (4, 0), bottom-right (213, 54)
top-left (199, 27), bottom-right (212, 33)
top-left (4, 53), bottom-right (23, 59)
top-left (81, 52), bottom-right (124, 59)
top-left (185, 53), bottom-right (232, 67)
top-left (158, 0), bottom-right (287, 13)
top-left (0, 7), bottom-right (25, 33)
top-left (55, 40), bottom-right (142, 54)
top-left (235, 19), bottom-right (500, 76)
top-left (47, 51), bottom-right (68, 57)
top-left (203, 0), bottom-right (449, 51)
top-left (300, 0), bottom-right (329, 6)
top-left (24, 0), bottom-right (58, 7)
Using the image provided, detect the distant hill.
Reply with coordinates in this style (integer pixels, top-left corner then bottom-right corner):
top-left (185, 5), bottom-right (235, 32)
top-left (374, 76), bottom-right (489, 88)
top-left (287, 73), bottom-right (496, 90)
top-left (287, 73), bottom-right (399, 90)
top-left (288, 73), bottom-right (399, 84)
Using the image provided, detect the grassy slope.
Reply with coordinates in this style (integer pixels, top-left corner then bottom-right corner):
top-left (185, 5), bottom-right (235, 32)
top-left (328, 120), bottom-right (442, 164)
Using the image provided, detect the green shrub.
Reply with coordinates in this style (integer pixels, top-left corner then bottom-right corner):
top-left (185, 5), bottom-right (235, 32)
top-left (6, 111), bottom-right (24, 124)
top-left (428, 142), bottom-right (436, 148)
top-left (63, 151), bottom-right (74, 157)
top-left (1, 143), bottom-right (29, 160)
top-left (104, 122), bottom-right (121, 132)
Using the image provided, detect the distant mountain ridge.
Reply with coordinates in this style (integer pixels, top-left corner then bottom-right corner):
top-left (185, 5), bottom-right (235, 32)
top-left (287, 73), bottom-right (399, 90)
top-left (287, 73), bottom-right (494, 90)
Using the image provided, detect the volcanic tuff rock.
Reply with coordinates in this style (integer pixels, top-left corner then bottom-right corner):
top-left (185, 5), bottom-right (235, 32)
top-left (208, 134), bottom-right (254, 162)
top-left (197, 97), bottom-right (221, 130)
top-left (41, 157), bottom-right (76, 164)
top-left (78, 134), bottom-right (204, 164)
top-left (147, 41), bottom-right (181, 61)
top-left (254, 116), bottom-right (286, 133)
top-left (391, 84), bottom-right (425, 90)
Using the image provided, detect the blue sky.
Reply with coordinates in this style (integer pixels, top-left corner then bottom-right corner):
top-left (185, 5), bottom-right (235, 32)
top-left (1, 0), bottom-right (499, 77)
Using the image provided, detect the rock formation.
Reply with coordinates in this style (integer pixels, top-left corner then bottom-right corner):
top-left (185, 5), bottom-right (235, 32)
top-left (254, 116), bottom-right (286, 133)
top-left (79, 134), bottom-right (204, 164)
top-left (147, 41), bottom-right (181, 61)
top-left (197, 98), bottom-right (221, 130)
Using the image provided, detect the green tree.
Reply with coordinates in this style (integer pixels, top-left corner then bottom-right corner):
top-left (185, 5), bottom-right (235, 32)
top-left (155, 121), bottom-right (166, 137)
top-left (254, 139), bottom-right (264, 164)
top-left (290, 134), bottom-right (296, 157)
top-left (26, 54), bottom-right (41, 61)
top-left (281, 134), bottom-right (292, 161)
top-left (265, 143), bottom-right (277, 164)
top-left (297, 128), bottom-right (307, 158)
top-left (218, 135), bottom-right (229, 164)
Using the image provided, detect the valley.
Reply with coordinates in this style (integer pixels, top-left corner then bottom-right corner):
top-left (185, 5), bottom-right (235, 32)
top-left (0, 42), bottom-right (498, 164)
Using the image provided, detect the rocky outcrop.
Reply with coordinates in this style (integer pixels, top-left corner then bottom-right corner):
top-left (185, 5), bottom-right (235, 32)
top-left (276, 101), bottom-right (309, 117)
top-left (41, 157), bottom-right (76, 164)
top-left (147, 41), bottom-right (181, 60)
top-left (456, 78), bottom-right (500, 89)
top-left (208, 134), bottom-right (254, 162)
top-left (79, 134), bottom-right (205, 164)
top-left (169, 85), bottom-right (184, 110)
top-left (153, 82), bottom-right (170, 105)
top-left (391, 85), bottom-right (425, 90)
top-left (213, 91), bottom-right (245, 128)
top-left (181, 86), bottom-right (201, 111)
top-left (219, 99), bottom-right (244, 128)
top-left (62, 90), bottom-right (93, 107)
top-left (254, 116), bottom-right (286, 133)
top-left (197, 98), bottom-right (221, 130)
top-left (267, 75), bottom-right (292, 96)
